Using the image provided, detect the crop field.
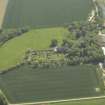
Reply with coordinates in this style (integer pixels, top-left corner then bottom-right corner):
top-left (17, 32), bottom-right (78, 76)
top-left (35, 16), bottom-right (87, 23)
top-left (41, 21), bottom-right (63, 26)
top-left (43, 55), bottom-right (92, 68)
top-left (2, 0), bottom-right (93, 28)
top-left (0, 64), bottom-right (104, 104)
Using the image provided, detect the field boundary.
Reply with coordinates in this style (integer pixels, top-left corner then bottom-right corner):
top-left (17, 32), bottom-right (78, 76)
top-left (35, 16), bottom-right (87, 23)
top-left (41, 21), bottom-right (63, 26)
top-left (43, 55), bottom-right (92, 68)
top-left (8, 95), bottom-right (105, 105)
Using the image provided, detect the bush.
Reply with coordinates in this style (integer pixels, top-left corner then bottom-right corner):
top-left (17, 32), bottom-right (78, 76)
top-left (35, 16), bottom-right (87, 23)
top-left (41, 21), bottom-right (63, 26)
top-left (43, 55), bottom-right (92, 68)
top-left (21, 27), bottom-right (29, 33)
top-left (50, 39), bottom-right (58, 47)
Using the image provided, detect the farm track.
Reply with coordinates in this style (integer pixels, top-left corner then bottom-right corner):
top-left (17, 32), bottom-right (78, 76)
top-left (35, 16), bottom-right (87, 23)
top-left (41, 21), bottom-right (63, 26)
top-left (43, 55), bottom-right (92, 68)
top-left (9, 95), bottom-right (105, 105)
top-left (0, 0), bottom-right (8, 28)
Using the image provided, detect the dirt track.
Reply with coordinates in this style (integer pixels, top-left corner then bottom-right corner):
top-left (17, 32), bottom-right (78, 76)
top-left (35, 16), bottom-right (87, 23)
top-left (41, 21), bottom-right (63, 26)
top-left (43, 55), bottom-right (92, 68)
top-left (0, 0), bottom-right (8, 28)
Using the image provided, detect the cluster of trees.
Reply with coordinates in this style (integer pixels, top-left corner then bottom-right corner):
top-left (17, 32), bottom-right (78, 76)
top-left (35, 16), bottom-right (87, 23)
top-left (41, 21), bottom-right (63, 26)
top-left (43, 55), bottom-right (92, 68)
top-left (66, 21), bottom-right (104, 65)
top-left (66, 43), bottom-right (104, 65)
top-left (21, 21), bottom-right (105, 68)
top-left (14, 21), bottom-right (104, 69)
top-left (23, 49), bottom-right (64, 68)
top-left (0, 27), bottom-right (29, 46)
top-left (50, 39), bottom-right (58, 48)
top-left (49, 21), bottom-right (104, 65)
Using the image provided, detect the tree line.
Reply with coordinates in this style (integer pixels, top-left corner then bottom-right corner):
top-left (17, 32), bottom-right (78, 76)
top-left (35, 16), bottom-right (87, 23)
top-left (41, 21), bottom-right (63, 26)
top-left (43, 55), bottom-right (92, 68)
top-left (0, 27), bottom-right (29, 46)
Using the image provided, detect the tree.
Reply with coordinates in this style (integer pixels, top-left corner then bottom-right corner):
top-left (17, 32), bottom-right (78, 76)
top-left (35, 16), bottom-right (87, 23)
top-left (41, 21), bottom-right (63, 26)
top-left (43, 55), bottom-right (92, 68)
top-left (50, 39), bottom-right (58, 47)
top-left (61, 39), bottom-right (72, 48)
top-left (20, 27), bottom-right (29, 33)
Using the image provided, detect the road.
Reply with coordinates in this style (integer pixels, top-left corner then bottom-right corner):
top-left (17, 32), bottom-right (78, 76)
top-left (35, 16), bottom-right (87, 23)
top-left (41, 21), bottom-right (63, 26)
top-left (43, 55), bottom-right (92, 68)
top-left (8, 95), bottom-right (105, 105)
top-left (0, 0), bottom-right (8, 29)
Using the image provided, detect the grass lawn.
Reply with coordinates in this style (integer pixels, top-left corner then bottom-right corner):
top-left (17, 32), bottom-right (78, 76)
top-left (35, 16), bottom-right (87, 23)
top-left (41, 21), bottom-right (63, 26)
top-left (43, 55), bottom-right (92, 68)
top-left (0, 27), bottom-right (69, 70)
top-left (0, 64), bottom-right (103, 103)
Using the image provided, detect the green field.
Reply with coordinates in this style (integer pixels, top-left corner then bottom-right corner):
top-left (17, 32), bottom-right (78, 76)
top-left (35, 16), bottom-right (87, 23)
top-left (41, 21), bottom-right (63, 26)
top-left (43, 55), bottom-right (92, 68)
top-left (0, 64), bottom-right (104, 103)
top-left (3, 0), bottom-right (92, 28)
top-left (0, 27), bottom-right (68, 70)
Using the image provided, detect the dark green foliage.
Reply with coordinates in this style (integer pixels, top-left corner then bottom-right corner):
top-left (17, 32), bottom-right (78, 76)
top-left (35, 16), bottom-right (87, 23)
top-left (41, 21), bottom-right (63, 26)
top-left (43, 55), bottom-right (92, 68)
top-left (21, 27), bottom-right (29, 33)
top-left (61, 39), bottom-right (72, 48)
top-left (0, 27), bottom-right (29, 46)
top-left (48, 21), bottom-right (104, 66)
top-left (50, 39), bottom-right (58, 47)
top-left (65, 21), bottom-right (104, 65)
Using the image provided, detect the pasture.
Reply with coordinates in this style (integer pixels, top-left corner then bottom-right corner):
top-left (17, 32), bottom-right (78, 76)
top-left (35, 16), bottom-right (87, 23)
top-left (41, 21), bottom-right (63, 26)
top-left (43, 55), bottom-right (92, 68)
top-left (0, 64), bottom-right (104, 103)
top-left (2, 0), bottom-right (93, 28)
